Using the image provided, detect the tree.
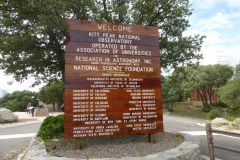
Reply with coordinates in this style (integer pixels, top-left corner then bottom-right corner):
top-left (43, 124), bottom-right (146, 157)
top-left (162, 77), bottom-right (176, 111)
top-left (182, 64), bottom-right (234, 109)
top-left (219, 77), bottom-right (240, 109)
top-left (235, 64), bottom-right (240, 77)
top-left (38, 80), bottom-right (64, 111)
top-left (169, 66), bottom-right (191, 101)
top-left (162, 68), bottom-right (189, 111)
top-left (0, 0), bottom-right (204, 85)
top-left (0, 90), bottom-right (37, 111)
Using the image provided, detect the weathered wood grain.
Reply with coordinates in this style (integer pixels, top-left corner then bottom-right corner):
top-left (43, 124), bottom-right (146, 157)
top-left (67, 20), bottom-right (159, 37)
top-left (65, 64), bottom-right (161, 78)
top-left (64, 77), bottom-right (161, 89)
top-left (67, 31), bottom-right (159, 46)
top-left (65, 53), bottom-right (160, 67)
top-left (64, 120), bottom-right (163, 138)
top-left (65, 42), bottom-right (160, 57)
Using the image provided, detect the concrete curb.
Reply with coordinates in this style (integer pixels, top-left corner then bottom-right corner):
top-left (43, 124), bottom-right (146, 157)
top-left (21, 136), bottom-right (202, 160)
top-left (198, 122), bottom-right (240, 134)
top-left (200, 155), bottom-right (222, 160)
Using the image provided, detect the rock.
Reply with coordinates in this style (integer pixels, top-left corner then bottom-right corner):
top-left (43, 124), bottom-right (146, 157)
top-left (34, 107), bottom-right (49, 116)
top-left (51, 139), bottom-right (60, 143)
top-left (211, 118), bottom-right (229, 126)
top-left (232, 118), bottom-right (240, 128)
top-left (0, 108), bottom-right (18, 123)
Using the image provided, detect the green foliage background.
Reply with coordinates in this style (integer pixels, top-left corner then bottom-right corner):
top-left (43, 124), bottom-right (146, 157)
top-left (219, 77), bottom-right (240, 109)
top-left (0, 90), bottom-right (37, 111)
top-left (162, 64), bottom-right (234, 110)
top-left (38, 80), bottom-right (64, 111)
top-left (0, 0), bottom-right (204, 85)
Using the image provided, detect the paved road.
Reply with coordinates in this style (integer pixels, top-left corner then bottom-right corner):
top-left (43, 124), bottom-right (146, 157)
top-left (0, 114), bottom-right (240, 160)
top-left (199, 134), bottom-right (240, 160)
top-left (164, 114), bottom-right (240, 160)
top-left (0, 122), bottom-right (42, 159)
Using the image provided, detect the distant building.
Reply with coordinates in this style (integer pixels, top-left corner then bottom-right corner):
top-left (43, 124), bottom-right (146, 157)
top-left (191, 90), bottom-right (219, 102)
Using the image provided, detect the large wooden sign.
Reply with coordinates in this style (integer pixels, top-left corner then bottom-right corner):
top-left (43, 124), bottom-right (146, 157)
top-left (64, 20), bottom-right (163, 138)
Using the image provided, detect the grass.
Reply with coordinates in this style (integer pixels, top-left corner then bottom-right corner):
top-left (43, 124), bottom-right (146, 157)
top-left (164, 101), bottom-right (240, 122)
top-left (163, 101), bottom-right (208, 119)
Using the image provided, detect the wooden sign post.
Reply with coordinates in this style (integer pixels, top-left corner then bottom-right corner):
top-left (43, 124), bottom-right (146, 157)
top-left (64, 20), bottom-right (163, 140)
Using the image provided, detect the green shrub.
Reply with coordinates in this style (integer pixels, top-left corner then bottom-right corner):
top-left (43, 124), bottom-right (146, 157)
top-left (37, 115), bottom-right (64, 140)
top-left (212, 101), bottom-right (228, 108)
top-left (208, 110), bottom-right (221, 120)
top-left (203, 107), bottom-right (211, 113)
top-left (233, 108), bottom-right (240, 116)
top-left (5, 99), bottom-right (22, 111)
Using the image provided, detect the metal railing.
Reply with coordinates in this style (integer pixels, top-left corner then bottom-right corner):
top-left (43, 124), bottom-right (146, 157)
top-left (206, 123), bottom-right (240, 160)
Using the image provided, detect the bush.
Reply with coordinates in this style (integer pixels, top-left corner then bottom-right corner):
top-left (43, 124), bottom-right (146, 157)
top-left (37, 115), bottom-right (64, 140)
top-left (212, 101), bottom-right (228, 108)
top-left (208, 110), bottom-right (221, 120)
top-left (203, 107), bottom-right (211, 113)
top-left (5, 99), bottom-right (22, 111)
top-left (233, 108), bottom-right (240, 116)
top-left (219, 77), bottom-right (240, 108)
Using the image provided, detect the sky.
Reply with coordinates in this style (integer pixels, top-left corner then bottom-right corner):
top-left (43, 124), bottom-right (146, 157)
top-left (186, 0), bottom-right (240, 66)
top-left (0, 0), bottom-right (240, 95)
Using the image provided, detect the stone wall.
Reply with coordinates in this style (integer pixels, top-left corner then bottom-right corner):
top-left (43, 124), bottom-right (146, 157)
top-left (34, 108), bottom-right (49, 117)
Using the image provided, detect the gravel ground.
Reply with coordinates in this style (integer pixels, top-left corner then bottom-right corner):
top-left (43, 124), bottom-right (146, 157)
top-left (0, 148), bottom-right (24, 160)
top-left (45, 133), bottom-right (184, 159)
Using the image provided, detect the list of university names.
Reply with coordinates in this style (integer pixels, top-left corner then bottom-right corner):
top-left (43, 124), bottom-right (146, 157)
top-left (65, 22), bottom-right (162, 138)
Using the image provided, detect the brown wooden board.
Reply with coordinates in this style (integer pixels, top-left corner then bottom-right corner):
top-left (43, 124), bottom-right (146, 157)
top-left (64, 112), bottom-right (163, 124)
top-left (64, 120), bottom-right (163, 138)
top-left (65, 77), bottom-right (161, 89)
top-left (65, 42), bottom-right (160, 57)
top-left (64, 112), bottom-right (163, 121)
top-left (64, 20), bottom-right (163, 138)
top-left (65, 64), bottom-right (161, 78)
top-left (64, 88), bottom-right (161, 101)
top-left (67, 31), bottom-right (159, 46)
top-left (65, 53), bottom-right (160, 67)
top-left (64, 99), bottom-right (162, 115)
top-left (67, 20), bottom-right (159, 37)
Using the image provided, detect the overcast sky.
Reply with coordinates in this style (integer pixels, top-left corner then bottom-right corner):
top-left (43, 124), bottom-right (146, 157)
top-left (0, 0), bottom-right (240, 94)
top-left (186, 0), bottom-right (240, 66)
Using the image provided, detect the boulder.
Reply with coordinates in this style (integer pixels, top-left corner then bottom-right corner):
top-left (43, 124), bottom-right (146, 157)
top-left (0, 108), bottom-right (18, 123)
top-left (211, 118), bottom-right (229, 126)
top-left (232, 118), bottom-right (240, 128)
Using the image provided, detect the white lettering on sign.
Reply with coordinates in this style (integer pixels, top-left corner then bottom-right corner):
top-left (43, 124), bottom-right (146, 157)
top-left (92, 43), bottom-right (118, 49)
top-left (103, 66), bottom-right (122, 72)
top-left (97, 24), bottom-right (132, 33)
top-left (75, 56), bottom-right (103, 62)
top-left (124, 66), bottom-right (153, 72)
top-left (89, 32), bottom-right (100, 37)
top-left (73, 65), bottom-right (98, 71)
top-left (76, 47), bottom-right (109, 54)
top-left (97, 37), bottom-right (132, 44)
top-left (118, 34), bottom-right (140, 40)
